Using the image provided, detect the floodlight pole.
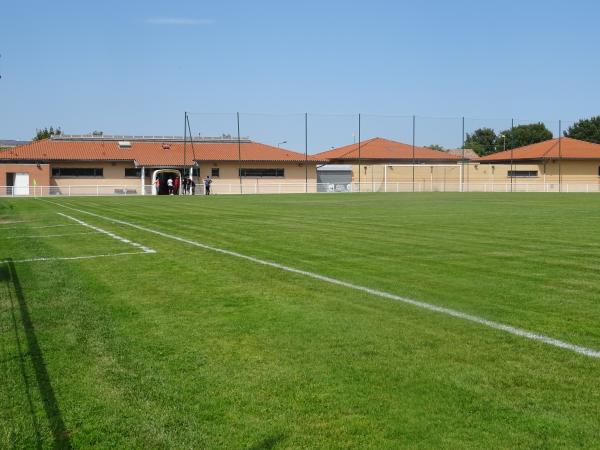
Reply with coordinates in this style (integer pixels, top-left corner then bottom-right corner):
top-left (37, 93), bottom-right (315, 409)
top-left (510, 118), bottom-right (514, 192)
top-left (358, 113), bottom-right (361, 192)
top-left (184, 112), bottom-right (187, 192)
top-left (237, 112), bottom-right (242, 194)
top-left (186, 114), bottom-right (196, 181)
top-left (558, 120), bottom-right (562, 192)
top-left (305, 113), bottom-right (308, 193)
top-left (505, 136), bottom-right (510, 192)
top-left (461, 116), bottom-right (465, 192)
top-left (412, 115), bottom-right (416, 192)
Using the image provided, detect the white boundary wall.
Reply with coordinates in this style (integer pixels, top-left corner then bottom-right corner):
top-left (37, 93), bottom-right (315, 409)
top-left (1, 181), bottom-right (600, 197)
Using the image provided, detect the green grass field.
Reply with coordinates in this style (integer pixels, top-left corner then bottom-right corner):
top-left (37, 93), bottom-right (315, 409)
top-left (1, 193), bottom-right (599, 448)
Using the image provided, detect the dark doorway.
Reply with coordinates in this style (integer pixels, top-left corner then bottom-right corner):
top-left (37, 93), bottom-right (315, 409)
top-left (155, 171), bottom-right (181, 195)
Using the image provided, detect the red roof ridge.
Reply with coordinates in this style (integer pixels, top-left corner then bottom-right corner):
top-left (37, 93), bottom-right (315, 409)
top-left (478, 137), bottom-right (600, 161)
top-left (313, 137), bottom-right (460, 161)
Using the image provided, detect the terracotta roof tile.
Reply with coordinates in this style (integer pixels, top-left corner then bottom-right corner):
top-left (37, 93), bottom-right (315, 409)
top-left (0, 139), bottom-right (326, 165)
top-left (478, 137), bottom-right (600, 161)
top-left (314, 137), bottom-right (461, 161)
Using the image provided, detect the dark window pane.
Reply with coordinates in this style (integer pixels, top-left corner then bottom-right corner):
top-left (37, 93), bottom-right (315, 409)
top-left (507, 170), bottom-right (538, 178)
top-left (211, 168), bottom-right (220, 177)
top-left (125, 168), bottom-right (142, 177)
top-left (239, 168), bottom-right (285, 177)
top-left (52, 168), bottom-right (104, 177)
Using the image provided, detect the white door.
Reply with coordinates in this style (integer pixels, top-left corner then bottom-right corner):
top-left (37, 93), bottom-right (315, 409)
top-left (14, 173), bottom-right (30, 196)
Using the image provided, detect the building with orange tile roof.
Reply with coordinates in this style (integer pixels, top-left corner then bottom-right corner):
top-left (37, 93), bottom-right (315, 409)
top-left (313, 137), bottom-right (468, 191)
top-left (478, 137), bottom-right (600, 162)
top-left (0, 135), bottom-right (326, 195)
top-left (314, 137), bottom-right (462, 163)
top-left (309, 136), bottom-right (600, 191)
top-left (478, 137), bottom-right (600, 188)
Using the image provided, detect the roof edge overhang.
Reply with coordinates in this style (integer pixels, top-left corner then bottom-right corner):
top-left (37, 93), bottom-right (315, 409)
top-left (325, 158), bottom-right (461, 164)
top-left (193, 159), bottom-right (326, 163)
top-left (478, 157), bottom-right (600, 164)
top-left (0, 158), bottom-right (137, 164)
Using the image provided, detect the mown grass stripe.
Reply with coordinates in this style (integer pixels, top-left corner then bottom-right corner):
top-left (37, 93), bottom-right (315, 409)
top-left (43, 199), bottom-right (600, 359)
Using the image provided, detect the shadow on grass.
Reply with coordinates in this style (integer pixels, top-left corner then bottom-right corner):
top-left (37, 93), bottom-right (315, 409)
top-left (247, 432), bottom-right (286, 450)
top-left (2, 260), bottom-right (72, 449)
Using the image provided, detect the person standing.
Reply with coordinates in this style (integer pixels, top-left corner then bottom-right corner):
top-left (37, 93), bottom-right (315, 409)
top-left (174, 176), bottom-right (180, 195)
top-left (167, 177), bottom-right (174, 195)
top-left (204, 176), bottom-right (212, 195)
top-left (190, 179), bottom-right (196, 195)
top-left (154, 177), bottom-right (160, 195)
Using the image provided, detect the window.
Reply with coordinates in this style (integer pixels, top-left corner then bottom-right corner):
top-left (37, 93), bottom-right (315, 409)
top-left (507, 170), bottom-right (538, 178)
top-left (598, 166), bottom-right (600, 177)
top-left (52, 168), bottom-right (103, 177)
top-left (124, 168), bottom-right (142, 177)
top-left (211, 168), bottom-right (220, 177)
top-left (239, 168), bottom-right (284, 177)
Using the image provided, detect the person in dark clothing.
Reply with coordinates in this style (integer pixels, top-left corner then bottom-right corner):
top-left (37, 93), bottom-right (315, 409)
top-left (204, 176), bottom-right (212, 195)
top-left (190, 179), bottom-right (196, 195)
top-left (182, 177), bottom-right (188, 195)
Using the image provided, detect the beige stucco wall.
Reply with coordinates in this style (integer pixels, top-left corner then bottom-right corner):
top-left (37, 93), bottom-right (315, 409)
top-left (538, 160), bottom-right (600, 184)
top-left (47, 160), bottom-right (319, 194)
top-left (196, 161), bottom-right (318, 193)
top-left (0, 163), bottom-right (51, 195)
top-left (49, 161), bottom-right (143, 195)
top-left (14, 159), bottom-right (600, 194)
top-left (348, 161), bottom-right (600, 191)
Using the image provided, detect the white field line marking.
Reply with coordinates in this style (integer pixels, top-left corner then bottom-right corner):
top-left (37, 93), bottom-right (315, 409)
top-left (57, 212), bottom-right (156, 254)
top-left (1, 231), bottom-right (99, 240)
top-left (42, 200), bottom-right (600, 359)
top-left (1, 252), bottom-right (152, 264)
top-left (0, 220), bottom-right (28, 225)
top-left (0, 224), bottom-right (76, 230)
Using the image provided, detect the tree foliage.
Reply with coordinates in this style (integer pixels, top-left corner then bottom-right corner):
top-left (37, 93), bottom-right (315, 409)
top-left (499, 123), bottom-right (552, 150)
top-left (564, 116), bottom-right (600, 144)
top-left (33, 126), bottom-right (62, 141)
top-left (465, 123), bottom-right (553, 156)
top-left (464, 128), bottom-right (498, 156)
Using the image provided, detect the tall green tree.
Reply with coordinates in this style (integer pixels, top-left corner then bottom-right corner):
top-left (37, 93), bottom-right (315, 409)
top-left (564, 116), bottom-right (600, 144)
top-left (464, 128), bottom-right (498, 156)
top-left (499, 123), bottom-right (552, 150)
top-left (33, 126), bottom-right (62, 141)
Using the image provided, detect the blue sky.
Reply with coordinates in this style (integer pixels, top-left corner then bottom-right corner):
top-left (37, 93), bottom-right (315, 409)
top-left (1, 0), bottom-right (599, 150)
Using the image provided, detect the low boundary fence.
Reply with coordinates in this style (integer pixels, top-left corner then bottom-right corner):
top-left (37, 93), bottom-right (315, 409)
top-left (1, 182), bottom-right (600, 197)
